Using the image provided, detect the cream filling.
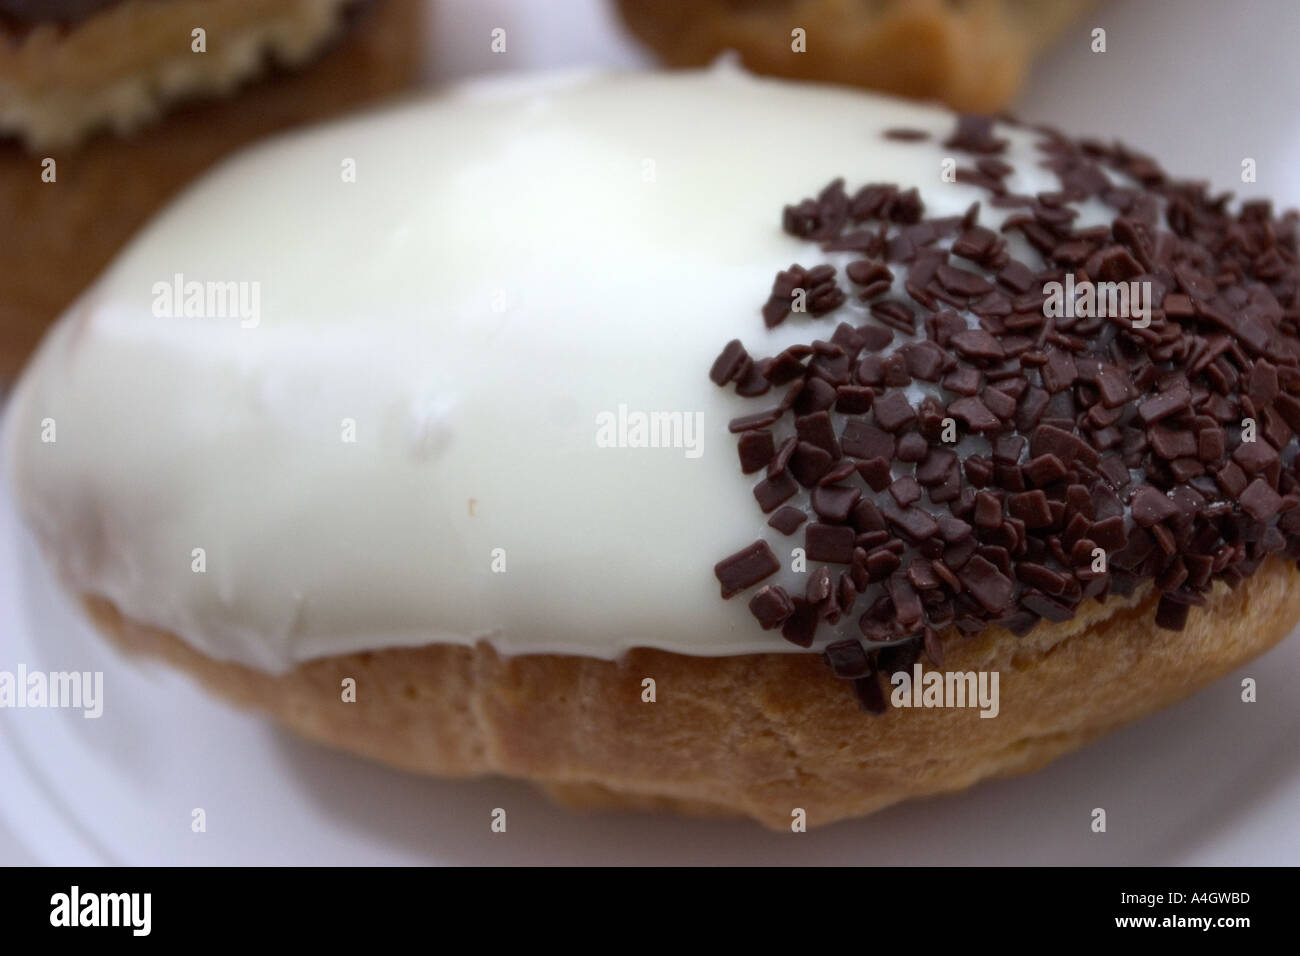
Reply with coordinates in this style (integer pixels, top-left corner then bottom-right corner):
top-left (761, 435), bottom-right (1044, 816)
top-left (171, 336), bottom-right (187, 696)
top-left (7, 66), bottom-right (1100, 673)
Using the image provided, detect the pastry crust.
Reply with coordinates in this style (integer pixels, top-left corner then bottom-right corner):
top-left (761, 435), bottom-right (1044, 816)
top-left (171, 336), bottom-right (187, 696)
top-left (84, 555), bottom-right (1300, 829)
top-left (0, 0), bottom-right (421, 382)
top-left (1, 0), bottom-right (359, 150)
top-left (615, 0), bottom-right (1092, 112)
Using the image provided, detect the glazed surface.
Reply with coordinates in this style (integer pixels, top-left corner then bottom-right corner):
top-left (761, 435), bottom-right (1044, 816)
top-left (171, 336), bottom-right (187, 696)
top-left (8, 67), bottom-right (1090, 671)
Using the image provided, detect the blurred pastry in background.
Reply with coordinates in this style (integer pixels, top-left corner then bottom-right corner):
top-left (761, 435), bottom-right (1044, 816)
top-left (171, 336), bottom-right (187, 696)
top-left (0, 0), bottom-right (422, 380)
top-left (616, 0), bottom-right (1092, 112)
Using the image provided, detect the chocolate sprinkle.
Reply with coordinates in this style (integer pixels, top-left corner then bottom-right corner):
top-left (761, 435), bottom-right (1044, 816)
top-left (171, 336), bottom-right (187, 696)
top-left (781, 599), bottom-right (820, 647)
top-left (883, 127), bottom-right (931, 143)
top-left (737, 429), bottom-right (775, 474)
top-left (710, 339), bottom-right (749, 386)
top-left (823, 639), bottom-right (873, 677)
top-left (806, 523), bottom-right (856, 564)
top-left (749, 585), bottom-right (795, 630)
top-left (709, 110), bottom-right (1300, 712)
top-left (714, 541), bottom-right (780, 599)
top-left (768, 505), bottom-right (808, 535)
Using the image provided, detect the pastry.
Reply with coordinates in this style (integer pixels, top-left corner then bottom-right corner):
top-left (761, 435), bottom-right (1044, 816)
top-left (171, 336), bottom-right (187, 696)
top-left (1, 0), bottom-right (391, 150)
top-left (8, 66), bottom-right (1300, 829)
top-left (616, 0), bottom-right (1092, 112)
top-left (0, 0), bottom-right (422, 381)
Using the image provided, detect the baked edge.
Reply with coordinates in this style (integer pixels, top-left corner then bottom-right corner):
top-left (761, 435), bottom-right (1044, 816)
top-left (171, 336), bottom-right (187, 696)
top-left (82, 554), bottom-right (1300, 829)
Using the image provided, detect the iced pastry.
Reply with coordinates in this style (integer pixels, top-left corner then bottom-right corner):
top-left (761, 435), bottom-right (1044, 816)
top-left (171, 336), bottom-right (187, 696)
top-left (8, 67), bottom-right (1300, 828)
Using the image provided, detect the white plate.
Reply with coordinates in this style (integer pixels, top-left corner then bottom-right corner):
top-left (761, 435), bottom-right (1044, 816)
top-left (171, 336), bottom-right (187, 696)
top-left (3, 0), bottom-right (1300, 865)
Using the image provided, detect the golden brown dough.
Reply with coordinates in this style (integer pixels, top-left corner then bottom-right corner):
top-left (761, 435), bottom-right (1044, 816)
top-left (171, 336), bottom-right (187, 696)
top-left (85, 554), bottom-right (1300, 829)
top-left (616, 0), bottom-right (1092, 113)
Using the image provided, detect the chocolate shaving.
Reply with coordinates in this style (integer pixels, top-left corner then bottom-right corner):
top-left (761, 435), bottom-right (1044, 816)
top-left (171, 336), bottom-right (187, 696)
top-left (714, 541), bottom-right (780, 599)
top-left (709, 110), bottom-right (1300, 711)
top-left (749, 585), bottom-right (795, 630)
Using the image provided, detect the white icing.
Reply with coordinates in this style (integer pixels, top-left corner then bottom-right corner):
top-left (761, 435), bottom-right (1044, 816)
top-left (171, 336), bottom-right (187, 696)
top-left (6, 67), bottom-right (1081, 673)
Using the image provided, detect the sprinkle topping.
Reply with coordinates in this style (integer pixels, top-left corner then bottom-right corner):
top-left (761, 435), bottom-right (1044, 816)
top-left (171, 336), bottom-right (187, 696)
top-left (711, 113), bottom-right (1300, 709)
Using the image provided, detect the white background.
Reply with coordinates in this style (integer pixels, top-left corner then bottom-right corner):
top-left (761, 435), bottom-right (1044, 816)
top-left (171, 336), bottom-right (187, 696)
top-left (3, 0), bottom-right (1300, 864)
